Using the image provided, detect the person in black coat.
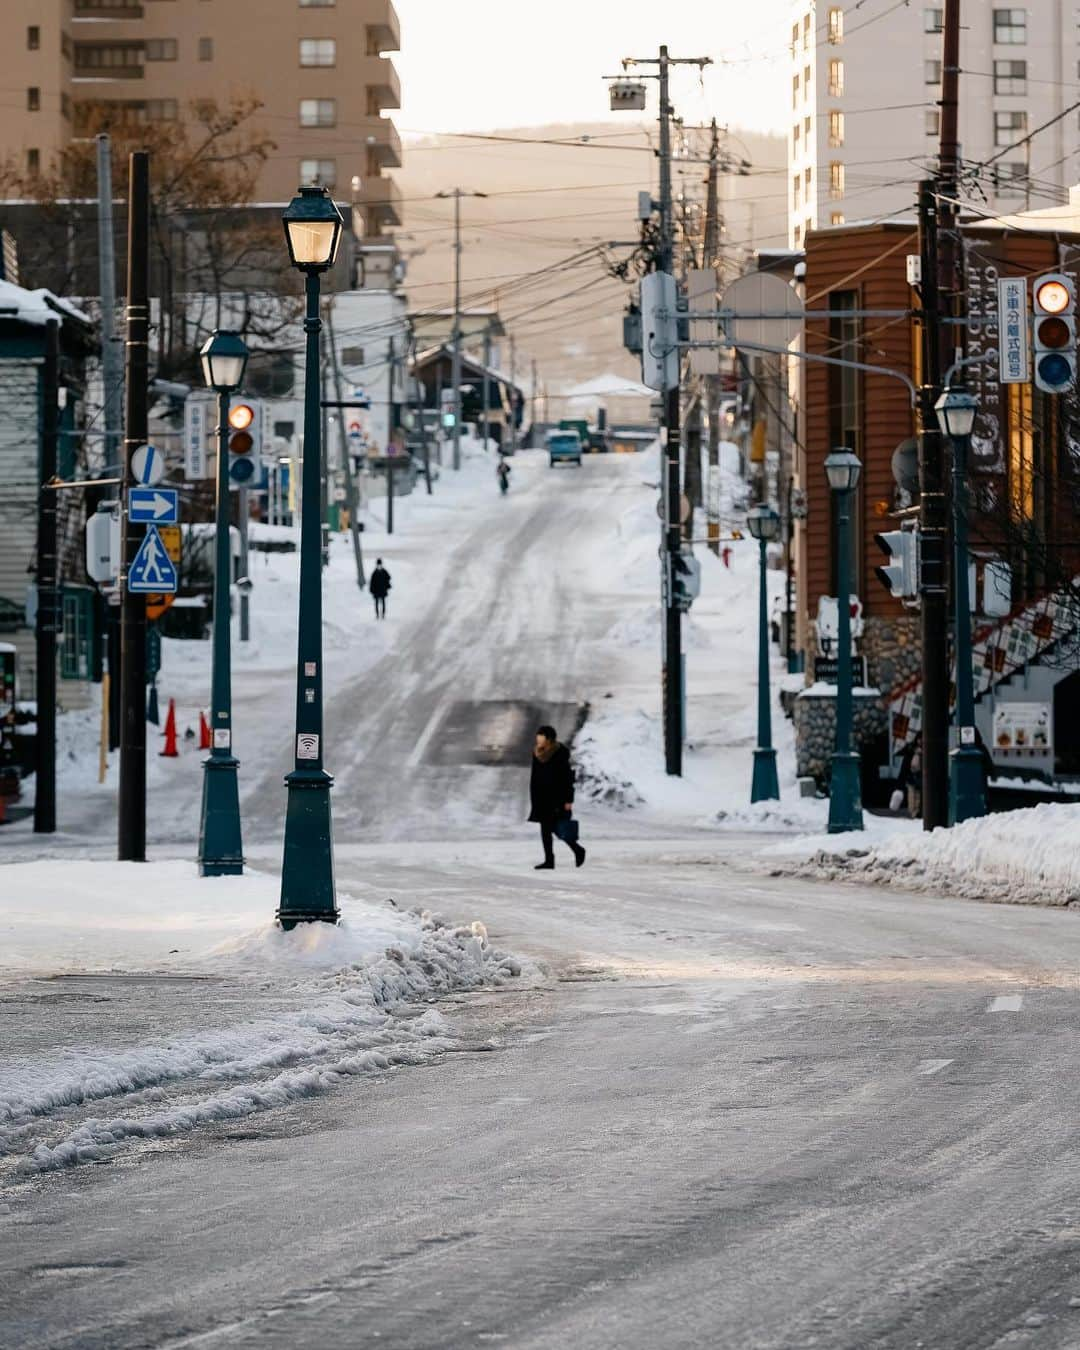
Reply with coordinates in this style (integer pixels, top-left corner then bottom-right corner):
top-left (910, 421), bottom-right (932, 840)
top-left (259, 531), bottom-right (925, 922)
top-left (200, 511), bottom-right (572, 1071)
top-left (369, 558), bottom-right (391, 619)
top-left (529, 724), bottom-right (586, 870)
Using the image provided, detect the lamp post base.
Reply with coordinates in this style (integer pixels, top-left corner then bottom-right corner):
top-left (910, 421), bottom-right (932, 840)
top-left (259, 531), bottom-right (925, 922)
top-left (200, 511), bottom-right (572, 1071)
top-left (827, 751), bottom-right (864, 833)
top-left (751, 746), bottom-right (780, 803)
top-left (198, 755), bottom-right (244, 877)
top-left (277, 766), bottom-right (338, 927)
top-left (949, 745), bottom-right (988, 826)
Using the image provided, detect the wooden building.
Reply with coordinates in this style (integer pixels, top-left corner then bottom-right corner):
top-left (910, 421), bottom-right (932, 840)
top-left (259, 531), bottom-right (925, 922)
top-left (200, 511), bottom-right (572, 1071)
top-left (792, 209), bottom-right (1080, 794)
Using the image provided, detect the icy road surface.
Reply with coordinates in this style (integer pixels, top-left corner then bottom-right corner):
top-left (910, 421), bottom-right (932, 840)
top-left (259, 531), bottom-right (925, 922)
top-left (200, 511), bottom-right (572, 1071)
top-left (8, 841), bottom-right (1080, 1348)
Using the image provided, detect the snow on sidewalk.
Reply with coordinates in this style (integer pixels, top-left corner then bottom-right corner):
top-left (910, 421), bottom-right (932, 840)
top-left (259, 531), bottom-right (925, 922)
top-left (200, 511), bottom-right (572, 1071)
top-left (761, 803), bottom-right (1080, 906)
top-left (0, 859), bottom-right (528, 1176)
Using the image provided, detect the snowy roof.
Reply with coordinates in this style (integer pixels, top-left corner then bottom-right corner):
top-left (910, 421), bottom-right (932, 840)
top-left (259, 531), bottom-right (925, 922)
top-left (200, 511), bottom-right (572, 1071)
top-left (969, 186), bottom-right (1080, 236)
top-left (0, 279), bottom-right (91, 328)
top-left (562, 373), bottom-right (655, 400)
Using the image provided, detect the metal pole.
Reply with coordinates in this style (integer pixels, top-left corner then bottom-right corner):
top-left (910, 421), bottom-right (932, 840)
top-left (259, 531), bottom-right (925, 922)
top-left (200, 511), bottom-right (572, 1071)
top-left (118, 150), bottom-right (149, 863)
top-left (828, 480), bottom-right (863, 832)
top-left (95, 134), bottom-right (123, 473)
top-left (451, 189), bottom-right (462, 471)
top-left (481, 321), bottom-right (491, 449)
top-left (506, 334), bottom-right (516, 454)
top-left (658, 44), bottom-right (683, 777)
top-left (238, 486), bottom-right (250, 641)
top-left (278, 270), bottom-right (338, 927)
top-left (785, 475), bottom-right (796, 671)
top-left (948, 424), bottom-right (988, 822)
top-left (33, 318), bottom-right (60, 834)
top-left (198, 387), bottom-right (243, 875)
top-left (751, 532), bottom-right (779, 802)
top-left (326, 305), bottom-right (365, 588)
top-left (386, 458), bottom-right (394, 534)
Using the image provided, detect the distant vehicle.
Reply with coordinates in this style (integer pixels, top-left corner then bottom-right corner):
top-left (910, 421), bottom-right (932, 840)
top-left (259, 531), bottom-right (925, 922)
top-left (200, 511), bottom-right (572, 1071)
top-left (547, 430), bottom-right (583, 467)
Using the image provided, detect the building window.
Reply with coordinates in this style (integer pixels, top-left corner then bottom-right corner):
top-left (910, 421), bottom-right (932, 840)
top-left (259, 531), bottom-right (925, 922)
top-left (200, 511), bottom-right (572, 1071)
top-left (924, 7), bottom-right (943, 32)
top-left (828, 109), bottom-right (844, 146)
top-left (792, 73), bottom-right (799, 109)
top-left (61, 31), bottom-right (73, 62)
top-left (299, 38), bottom-right (336, 66)
top-left (198, 37), bottom-right (213, 61)
top-left (301, 0), bottom-right (336, 5)
top-left (791, 21), bottom-right (799, 54)
top-left (805, 215), bottom-right (813, 236)
top-left (993, 59), bottom-right (1026, 94)
top-left (993, 9), bottom-right (1026, 43)
top-left (27, 148), bottom-right (39, 174)
top-left (299, 157), bottom-right (336, 186)
top-left (793, 121), bottom-right (801, 150)
top-left (995, 110), bottom-right (1027, 144)
top-left (145, 99), bottom-right (178, 121)
top-left (61, 92), bottom-right (71, 120)
top-left (805, 166), bottom-right (813, 191)
top-left (74, 43), bottom-right (143, 71)
top-left (145, 39), bottom-right (178, 61)
top-left (299, 98), bottom-right (336, 126)
top-left (341, 346), bottom-right (365, 366)
top-left (829, 161), bottom-right (845, 197)
top-left (803, 13), bottom-right (811, 48)
top-left (794, 224), bottom-right (803, 247)
top-left (925, 109), bottom-right (940, 136)
top-left (831, 211), bottom-right (845, 225)
top-left (993, 162), bottom-right (1026, 196)
top-left (804, 63), bottom-right (811, 93)
top-left (805, 115), bottom-right (811, 136)
top-left (27, 87), bottom-right (40, 111)
top-left (925, 59), bottom-right (941, 84)
top-left (828, 59), bottom-right (844, 96)
top-left (27, 26), bottom-right (40, 50)
top-left (793, 173), bottom-right (802, 208)
top-left (828, 7), bottom-right (843, 42)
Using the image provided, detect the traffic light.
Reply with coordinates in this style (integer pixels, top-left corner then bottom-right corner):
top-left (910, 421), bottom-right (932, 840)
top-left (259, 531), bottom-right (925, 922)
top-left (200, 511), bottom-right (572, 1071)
top-left (1032, 272), bottom-right (1077, 394)
top-left (671, 553), bottom-right (701, 611)
top-left (227, 397), bottom-right (262, 488)
top-left (874, 528), bottom-right (919, 600)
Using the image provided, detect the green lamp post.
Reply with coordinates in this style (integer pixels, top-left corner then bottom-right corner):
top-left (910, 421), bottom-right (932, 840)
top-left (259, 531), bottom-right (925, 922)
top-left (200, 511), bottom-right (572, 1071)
top-left (277, 185), bottom-right (344, 929)
top-left (824, 449), bottom-right (864, 833)
top-left (934, 386), bottom-right (988, 825)
top-left (747, 503), bottom-right (781, 803)
top-left (197, 330), bottom-right (249, 877)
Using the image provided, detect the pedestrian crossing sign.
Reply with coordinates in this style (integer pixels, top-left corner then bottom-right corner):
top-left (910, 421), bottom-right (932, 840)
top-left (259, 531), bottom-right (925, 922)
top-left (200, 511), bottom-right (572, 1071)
top-left (128, 525), bottom-right (178, 594)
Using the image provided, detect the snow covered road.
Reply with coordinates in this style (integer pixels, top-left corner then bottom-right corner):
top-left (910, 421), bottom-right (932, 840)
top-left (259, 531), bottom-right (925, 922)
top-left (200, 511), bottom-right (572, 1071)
top-left (8, 842), bottom-right (1080, 1347)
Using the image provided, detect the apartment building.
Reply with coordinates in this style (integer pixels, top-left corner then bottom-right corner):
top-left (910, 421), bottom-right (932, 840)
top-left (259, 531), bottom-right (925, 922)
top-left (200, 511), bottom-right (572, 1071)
top-left (789, 2), bottom-right (1079, 246)
top-left (0, 0), bottom-right (402, 232)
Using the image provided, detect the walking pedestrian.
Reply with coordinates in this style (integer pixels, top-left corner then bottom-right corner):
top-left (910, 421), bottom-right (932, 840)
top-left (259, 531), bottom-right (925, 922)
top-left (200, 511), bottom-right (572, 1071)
top-left (497, 458), bottom-right (511, 495)
top-left (369, 558), bottom-right (391, 619)
top-left (529, 724), bottom-right (586, 870)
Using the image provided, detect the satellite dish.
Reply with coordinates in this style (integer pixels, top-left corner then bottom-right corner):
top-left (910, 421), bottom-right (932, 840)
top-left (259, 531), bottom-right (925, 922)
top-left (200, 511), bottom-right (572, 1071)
top-left (892, 437), bottom-right (920, 495)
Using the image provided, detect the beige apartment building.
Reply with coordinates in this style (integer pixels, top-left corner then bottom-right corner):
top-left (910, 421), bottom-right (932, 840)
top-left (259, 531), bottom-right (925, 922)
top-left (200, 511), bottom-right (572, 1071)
top-left (0, 0), bottom-right (402, 231)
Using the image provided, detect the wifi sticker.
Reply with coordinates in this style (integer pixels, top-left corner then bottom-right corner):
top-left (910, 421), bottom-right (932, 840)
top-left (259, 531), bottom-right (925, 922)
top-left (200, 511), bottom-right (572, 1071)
top-left (297, 733), bottom-right (320, 761)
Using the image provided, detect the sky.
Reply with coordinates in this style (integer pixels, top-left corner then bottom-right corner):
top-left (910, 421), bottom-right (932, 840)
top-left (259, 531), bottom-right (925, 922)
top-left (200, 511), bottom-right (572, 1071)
top-left (392, 0), bottom-right (791, 138)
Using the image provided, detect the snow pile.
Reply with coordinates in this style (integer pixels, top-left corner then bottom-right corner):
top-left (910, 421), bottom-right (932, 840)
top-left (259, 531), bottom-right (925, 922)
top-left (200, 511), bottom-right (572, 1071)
top-left (763, 803), bottom-right (1080, 906)
top-left (0, 860), bottom-right (528, 1174)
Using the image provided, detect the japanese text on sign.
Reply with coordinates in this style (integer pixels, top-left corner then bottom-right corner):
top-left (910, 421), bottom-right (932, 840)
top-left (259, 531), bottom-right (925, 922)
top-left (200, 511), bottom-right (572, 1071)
top-left (998, 276), bottom-right (1030, 384)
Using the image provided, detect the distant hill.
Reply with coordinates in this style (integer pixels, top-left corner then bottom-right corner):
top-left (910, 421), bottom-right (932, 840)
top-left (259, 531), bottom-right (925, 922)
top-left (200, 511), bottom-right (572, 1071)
top-left (395, 121), bottom-right (785, 402)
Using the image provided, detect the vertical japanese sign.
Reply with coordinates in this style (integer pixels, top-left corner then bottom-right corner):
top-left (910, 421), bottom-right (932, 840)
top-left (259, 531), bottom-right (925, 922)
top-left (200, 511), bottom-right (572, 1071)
top-left (997, 276), bottom-right (1030, 384)
top-left (184, 396), bottom-right (208, 481)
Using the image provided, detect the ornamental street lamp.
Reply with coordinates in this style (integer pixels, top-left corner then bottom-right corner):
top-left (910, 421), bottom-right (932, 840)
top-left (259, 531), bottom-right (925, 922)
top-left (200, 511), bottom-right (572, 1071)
top-left (824, 449), bottom-right (864, 833)
top-left (197, 330), bottom-right (248, 877)
top-left (747, 504), bottom-right (781, 803)
top-left (934, 386), bottom-right (988, 824)
top-left (278, 185), bottom-right (344, 928)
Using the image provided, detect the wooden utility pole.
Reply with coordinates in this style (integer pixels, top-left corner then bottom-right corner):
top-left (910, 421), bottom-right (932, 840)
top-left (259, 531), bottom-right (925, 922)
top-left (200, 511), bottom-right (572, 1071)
top-left (33, 318), bottom-right (60, 834)
top-left (118, 151), bottom-right (150, 861)
top-left (703, 119), bottom-right (723, 557)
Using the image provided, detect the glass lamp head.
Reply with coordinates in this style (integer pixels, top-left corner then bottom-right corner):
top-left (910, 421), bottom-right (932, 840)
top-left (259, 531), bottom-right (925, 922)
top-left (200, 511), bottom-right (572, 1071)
top-left (199, 330), bottom-right (249, 392)
top-left (824, 448), bottom-right (862, 493)
top-left (934, 387), bottom-right (978, 440)
top-left (746, 504), bottom-right (781, 541)
top-left (282, 185), bottom-right (345, 272)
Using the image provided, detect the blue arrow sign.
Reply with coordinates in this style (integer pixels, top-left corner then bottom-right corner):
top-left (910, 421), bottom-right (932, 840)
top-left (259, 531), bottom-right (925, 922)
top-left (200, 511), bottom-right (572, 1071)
top-left (129, 487), bottom-right (179, 524)
top-left (128, 526), bottom-right (178, 594)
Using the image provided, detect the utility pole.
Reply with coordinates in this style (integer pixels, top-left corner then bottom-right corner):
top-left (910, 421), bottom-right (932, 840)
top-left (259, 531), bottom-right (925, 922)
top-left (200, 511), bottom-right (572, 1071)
top-left (436, 187), bottom-right (487, 469)
top-left (912, 0), bottom-right (960, 831)
top-left (481, 320), bottom-right (492, 449)
top-left (703, 118), bottom-right (723, 556)
top-left (507, 333), bottom-right (516, 453)
top-left (33, 318), bottom-right (60, 834)
top-left (118, 151), bottom-right (150, 862)
top-left (95, 135), bottom-right (123, 471)
top-left (531, 357), bottom-right (538, 445)
top-left (326, 306), bottom-right (365, 588)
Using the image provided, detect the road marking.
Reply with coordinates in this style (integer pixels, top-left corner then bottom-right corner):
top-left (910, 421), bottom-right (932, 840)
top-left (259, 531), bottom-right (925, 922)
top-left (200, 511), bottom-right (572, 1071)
top-left (917, 1058), bottom-right (954, 1075)
top-left (406, 703), bottom-right (445, 769)
top-left (990, 994), bottom-right (1024, 1012)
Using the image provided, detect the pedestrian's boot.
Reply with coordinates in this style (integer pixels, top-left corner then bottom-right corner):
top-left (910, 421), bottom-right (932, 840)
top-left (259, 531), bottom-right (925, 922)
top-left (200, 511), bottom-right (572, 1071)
top-left (572, 844), bottom-right (586, 869)
top-left (534, 860), bottom-right (555, 870)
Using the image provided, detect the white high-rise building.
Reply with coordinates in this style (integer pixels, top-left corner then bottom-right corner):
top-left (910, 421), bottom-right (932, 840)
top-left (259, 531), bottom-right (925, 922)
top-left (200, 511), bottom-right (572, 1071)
top-left (788, 3), bottom-right (1080, 247)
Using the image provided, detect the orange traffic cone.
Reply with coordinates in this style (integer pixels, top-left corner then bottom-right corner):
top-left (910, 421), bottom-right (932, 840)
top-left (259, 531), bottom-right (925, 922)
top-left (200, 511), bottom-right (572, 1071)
top-left (198, 710), bottom-right (211, 751)
top-left (160, 698), bottom-right (179, 758)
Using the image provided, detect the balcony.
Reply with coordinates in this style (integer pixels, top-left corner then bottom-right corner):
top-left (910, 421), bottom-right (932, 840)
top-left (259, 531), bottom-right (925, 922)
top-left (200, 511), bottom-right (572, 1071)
top-left (363, 118), bottom-right (401, 169)
top-left (73, 0), bottom-right (144, 18)
top-left (360, 175), bottom-right (403, 229)
top-left (360, 56), bottom-right (400, 111)
top-left (366, 0), bottom-right (401, 54)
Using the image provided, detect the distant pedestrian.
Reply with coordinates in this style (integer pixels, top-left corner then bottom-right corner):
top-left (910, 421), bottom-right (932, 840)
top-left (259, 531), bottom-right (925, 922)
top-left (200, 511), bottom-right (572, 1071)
top-left (369, 558), bottom-right (391, 619)
top-left (891, 731), bottom-right (922, 816)
top-left (497, 458), bottom-right (511, 495)
top-left (529, 724), bottom-right (586, 870)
